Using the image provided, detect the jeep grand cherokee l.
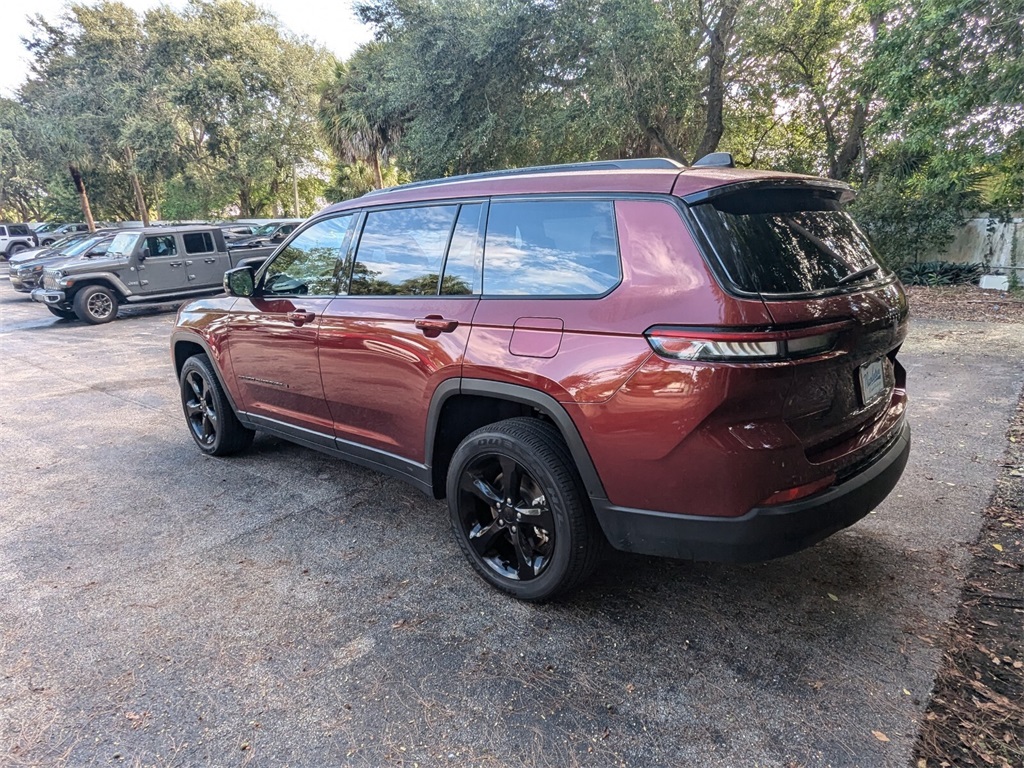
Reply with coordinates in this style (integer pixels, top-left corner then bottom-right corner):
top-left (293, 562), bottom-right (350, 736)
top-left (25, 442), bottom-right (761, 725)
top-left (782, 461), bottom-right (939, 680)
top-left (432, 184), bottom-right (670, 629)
top-left (171, 156), bottom-right (910, 601)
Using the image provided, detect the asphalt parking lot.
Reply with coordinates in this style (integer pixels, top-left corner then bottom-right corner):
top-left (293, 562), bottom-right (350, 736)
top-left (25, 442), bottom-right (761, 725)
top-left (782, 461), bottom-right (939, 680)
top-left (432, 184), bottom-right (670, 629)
top-left (2, 271), bottom-right (1022, 767)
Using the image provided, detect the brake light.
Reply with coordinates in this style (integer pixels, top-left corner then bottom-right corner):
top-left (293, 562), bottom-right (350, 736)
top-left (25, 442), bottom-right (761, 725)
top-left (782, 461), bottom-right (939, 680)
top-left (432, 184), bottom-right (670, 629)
top-left (644, 322), bottom-right (848, 362)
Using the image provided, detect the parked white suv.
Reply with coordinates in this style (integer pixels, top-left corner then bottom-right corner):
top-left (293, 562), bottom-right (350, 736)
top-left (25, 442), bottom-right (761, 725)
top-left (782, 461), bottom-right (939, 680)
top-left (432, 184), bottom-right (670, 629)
top-left (0, 224), bottom-right (39, 259)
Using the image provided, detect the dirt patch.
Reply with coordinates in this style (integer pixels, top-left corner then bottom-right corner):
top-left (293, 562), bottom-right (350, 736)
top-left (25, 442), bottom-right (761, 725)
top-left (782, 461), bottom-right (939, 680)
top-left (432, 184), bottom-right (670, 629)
top-left (914, 395), bottom-right (1024, 768)
top-left (907, 285), bottom-right (1024, 324)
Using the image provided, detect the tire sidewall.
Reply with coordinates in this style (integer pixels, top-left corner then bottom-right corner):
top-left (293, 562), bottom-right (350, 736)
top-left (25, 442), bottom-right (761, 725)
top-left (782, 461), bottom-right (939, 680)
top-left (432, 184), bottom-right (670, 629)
top-left (73, 285), bottom-right (118, 324)
top-left (180, 356), bottom-right (225, 455)
top-left (447, 430), bottom-right (579, 601)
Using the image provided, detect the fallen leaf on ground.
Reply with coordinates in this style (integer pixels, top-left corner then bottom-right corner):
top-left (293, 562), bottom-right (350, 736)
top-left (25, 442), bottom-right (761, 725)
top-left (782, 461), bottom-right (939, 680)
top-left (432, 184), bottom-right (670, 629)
top-left (827, 593), bottom-right (839, 602)
top-left (993, 543), bottom-right (1004, 552)
top-left (873, 730), bottom-right (890, 742)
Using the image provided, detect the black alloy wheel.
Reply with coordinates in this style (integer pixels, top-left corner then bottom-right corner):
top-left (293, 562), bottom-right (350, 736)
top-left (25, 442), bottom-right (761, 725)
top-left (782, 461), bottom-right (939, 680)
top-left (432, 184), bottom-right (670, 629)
top-left (447, 417), bottom-right (603, 601)
top-left (179, 354), bottom-right (254, 456)
top-left (459, 452), bottom-right (557, 582)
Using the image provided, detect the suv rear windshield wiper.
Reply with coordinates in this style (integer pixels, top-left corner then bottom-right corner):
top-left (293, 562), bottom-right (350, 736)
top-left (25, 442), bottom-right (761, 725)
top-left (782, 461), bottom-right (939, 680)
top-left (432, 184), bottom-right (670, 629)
top-left (838, 264), bottom-right (880, 285)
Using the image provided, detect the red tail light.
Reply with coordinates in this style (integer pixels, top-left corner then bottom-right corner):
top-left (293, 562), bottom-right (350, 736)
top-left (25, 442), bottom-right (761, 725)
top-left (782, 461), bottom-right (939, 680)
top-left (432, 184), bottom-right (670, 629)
top-left (644, 321), bottom-right (850, 362)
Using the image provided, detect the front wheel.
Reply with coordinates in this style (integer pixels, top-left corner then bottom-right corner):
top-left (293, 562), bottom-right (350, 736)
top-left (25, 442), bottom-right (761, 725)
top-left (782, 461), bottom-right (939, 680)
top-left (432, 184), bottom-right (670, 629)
top-left (447, 417), bottom-right (604, 601)
top-left (179, 354), bottom-right (254, 456)
top-left (72, 285), bottom-right (118, 324)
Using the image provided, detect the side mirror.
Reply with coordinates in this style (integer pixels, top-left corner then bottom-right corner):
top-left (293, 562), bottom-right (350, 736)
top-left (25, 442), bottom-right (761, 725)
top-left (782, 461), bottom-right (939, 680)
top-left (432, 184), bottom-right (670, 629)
top-left (139, 247), bottom-right (151, 261)
top-left (224, 266), bottom-right (255, 297)
top-left (271, 232), bottom-right (285, 242)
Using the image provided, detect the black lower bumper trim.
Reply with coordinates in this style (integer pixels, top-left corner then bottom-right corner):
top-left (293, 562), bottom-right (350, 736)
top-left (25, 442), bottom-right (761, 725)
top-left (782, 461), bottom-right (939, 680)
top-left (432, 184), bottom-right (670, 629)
top-left (592, 422), bottom-right (911, 562)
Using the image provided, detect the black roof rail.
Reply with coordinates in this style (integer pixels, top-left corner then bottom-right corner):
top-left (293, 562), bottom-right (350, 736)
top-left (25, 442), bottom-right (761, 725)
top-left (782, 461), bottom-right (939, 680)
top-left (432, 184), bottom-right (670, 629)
top-left (362, 157), bottom-right (686, 197)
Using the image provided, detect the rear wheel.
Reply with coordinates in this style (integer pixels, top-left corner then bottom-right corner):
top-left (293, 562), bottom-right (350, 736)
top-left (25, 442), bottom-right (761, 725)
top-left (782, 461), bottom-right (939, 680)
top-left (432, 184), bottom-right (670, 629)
top-left (447, 417), bottom-right (604, 601)
top-left (180, 354), bottom-right (254, 456)
top-left (47, 305), bottom-right (76, 320)
top-left (73, 285), bottom-right (118, 324)
top-left (8, 243), bottom-right (26, 256)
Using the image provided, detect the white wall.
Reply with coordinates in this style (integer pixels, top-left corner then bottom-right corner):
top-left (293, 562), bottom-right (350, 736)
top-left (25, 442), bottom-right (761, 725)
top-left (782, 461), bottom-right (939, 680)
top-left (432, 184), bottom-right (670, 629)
top-left (935, 215), bottom-right (1024, 273)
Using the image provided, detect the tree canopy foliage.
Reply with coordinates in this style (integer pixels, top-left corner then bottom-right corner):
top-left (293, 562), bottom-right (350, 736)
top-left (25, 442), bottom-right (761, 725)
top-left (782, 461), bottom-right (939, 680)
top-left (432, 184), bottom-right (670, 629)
top-left (1, 0), bottom-right (1020, 267)
top-left (4, 0), bottom-right (330, 224)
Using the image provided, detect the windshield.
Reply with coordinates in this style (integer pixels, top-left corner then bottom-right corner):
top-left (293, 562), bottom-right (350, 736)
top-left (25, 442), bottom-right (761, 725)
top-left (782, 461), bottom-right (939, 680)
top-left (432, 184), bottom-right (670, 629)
top-left (690, 187), bottom-right (885, 295)
top-left (107, 232), bottom-right (141, 258)
top-left (64, 236), bottom-right (104, 257)
top-left (251, 223), bottom-right (279, 236)
top-left (53, 233), bottom-right (89, 251)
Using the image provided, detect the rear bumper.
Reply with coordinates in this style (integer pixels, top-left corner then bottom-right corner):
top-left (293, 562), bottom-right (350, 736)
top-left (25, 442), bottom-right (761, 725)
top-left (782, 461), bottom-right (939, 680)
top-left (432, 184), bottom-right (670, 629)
top-left (593, 421), bottom-right (910, 562)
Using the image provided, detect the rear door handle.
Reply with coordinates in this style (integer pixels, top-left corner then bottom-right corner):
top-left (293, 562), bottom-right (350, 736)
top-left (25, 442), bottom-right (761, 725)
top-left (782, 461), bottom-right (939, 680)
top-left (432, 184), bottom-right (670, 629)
top-left (415, 315), bottom-right (459, 335)
top-left (287, 310), bottom-right (316, 327)
top-left (169, 262), bottom-right (183, 268)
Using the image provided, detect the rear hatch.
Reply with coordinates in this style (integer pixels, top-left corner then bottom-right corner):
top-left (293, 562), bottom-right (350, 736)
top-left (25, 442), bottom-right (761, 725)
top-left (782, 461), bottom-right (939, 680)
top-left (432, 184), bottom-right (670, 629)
top-left (686, 183), bottom-right (908, 465)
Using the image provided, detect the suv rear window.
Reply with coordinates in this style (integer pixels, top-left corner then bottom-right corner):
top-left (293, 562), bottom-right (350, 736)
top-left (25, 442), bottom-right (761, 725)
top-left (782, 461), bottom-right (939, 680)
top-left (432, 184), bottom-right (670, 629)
top-left (690, 187), bottom-right (883, 295)
top-left (483, 200), bottom-right (620, 296)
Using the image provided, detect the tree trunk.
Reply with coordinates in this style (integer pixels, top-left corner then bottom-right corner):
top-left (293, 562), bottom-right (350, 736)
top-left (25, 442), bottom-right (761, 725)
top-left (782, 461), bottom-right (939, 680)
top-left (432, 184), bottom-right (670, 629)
top-left (68, 164), bottom-right (96, 232)
top-left (124, 147), bottom-right (151, 226)
top-left (693, 1), bottom-right (739, 163)
top-left (370, 151), bottom-right (384, 189)
top-left (292, 163), bottom-right (301, 217)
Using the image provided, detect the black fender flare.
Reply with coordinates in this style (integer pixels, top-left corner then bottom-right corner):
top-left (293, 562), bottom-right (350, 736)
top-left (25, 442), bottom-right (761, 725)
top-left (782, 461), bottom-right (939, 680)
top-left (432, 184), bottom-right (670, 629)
top-left (425, 378), bottom-right (608, 502)
top-left (170, 330), bottom-right (245, 419)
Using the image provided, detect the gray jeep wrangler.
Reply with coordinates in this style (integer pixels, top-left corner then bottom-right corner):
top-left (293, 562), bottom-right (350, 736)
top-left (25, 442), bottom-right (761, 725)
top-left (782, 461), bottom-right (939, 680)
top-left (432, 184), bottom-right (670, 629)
top-left (31, 225), bottom-right (277, 324)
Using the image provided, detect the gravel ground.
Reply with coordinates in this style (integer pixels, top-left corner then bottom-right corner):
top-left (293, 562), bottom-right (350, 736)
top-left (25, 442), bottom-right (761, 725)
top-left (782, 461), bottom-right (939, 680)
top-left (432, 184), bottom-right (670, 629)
top-left (1, 274), bottom-right (1022, 767)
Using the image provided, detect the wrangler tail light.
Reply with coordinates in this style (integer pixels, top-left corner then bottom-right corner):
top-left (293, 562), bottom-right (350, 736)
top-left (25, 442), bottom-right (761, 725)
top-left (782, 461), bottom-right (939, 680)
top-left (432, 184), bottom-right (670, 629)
top-left (644, 322), bottom-right (850, 362)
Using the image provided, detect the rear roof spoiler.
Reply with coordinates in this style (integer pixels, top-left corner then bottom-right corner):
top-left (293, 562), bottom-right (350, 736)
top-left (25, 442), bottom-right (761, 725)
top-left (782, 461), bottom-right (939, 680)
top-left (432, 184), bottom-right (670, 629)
top-left (680, 178), bottom-right (855, 206)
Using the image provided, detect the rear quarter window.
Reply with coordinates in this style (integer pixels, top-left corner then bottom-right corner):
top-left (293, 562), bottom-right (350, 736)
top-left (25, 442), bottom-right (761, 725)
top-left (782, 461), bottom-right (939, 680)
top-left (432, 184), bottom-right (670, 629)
top-left (482, 199), bottom-right (619, 296)
top-left (183, 232), bottom-right (215, 254)
top-left (690, 187), bottom-right (884, 295)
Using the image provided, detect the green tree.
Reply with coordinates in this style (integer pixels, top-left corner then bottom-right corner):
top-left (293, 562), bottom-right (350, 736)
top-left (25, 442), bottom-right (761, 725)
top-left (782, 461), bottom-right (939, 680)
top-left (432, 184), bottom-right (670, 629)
top-left (146, 0), bottom-right (330, 216)
top-left (319, 45), bottom-right (403, 189)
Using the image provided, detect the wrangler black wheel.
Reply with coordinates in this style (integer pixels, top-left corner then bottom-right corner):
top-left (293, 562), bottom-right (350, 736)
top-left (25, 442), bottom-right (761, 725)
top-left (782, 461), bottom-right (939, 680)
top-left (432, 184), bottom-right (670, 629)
top-left (180, 354), bottom-right (254, 456)
top-left (447, 417), bottom-right (604, 601)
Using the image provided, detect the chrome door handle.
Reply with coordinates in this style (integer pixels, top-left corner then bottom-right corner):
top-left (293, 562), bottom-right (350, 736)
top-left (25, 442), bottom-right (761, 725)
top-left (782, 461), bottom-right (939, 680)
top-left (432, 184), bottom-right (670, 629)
top-left (169, 262), bottom-right (182, 268)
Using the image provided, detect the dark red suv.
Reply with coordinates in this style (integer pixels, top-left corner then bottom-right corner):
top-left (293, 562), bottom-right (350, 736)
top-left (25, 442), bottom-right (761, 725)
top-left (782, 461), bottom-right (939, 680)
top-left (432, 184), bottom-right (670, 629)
top-left (171, 157), bottom-right (910, 600)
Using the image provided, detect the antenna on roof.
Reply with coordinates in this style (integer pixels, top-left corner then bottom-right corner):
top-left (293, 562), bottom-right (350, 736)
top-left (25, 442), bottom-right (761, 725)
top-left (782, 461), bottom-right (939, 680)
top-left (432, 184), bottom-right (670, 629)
top-left (692, 152), bottom-right (735, 168)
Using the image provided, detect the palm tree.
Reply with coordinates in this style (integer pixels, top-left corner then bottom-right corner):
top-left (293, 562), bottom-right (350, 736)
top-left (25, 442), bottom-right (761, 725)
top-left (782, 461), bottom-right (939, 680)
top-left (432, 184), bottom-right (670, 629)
top-left (319, 48), bottom-right (401, 190)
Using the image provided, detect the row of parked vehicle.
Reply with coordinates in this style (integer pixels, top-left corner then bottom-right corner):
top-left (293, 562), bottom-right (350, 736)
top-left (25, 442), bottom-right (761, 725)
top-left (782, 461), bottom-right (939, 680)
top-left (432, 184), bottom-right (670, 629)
top-left (4, 219), bottom-right (301, 321)
top-left (4, 219), bottom-right (302, 323)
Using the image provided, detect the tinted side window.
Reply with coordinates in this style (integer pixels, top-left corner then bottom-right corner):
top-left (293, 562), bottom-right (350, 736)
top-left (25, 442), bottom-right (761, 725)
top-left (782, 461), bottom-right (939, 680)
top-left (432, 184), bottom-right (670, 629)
top-left (441, 204), bottom-right (484, 295)
top-left (483, 200), bottom-right (620, 295)
top-left (263, 215), bottom-right (352, 297)
top-left (10, 225), bottom-right (29, 236)
top-left (146, 235), bottom-right (177, 257)
top-left (351, 205), bottom-right (458, 296)
top-left (183, 232), bottom-right (215, 254)
top-left (0, 227), bottom-right (7, 237)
